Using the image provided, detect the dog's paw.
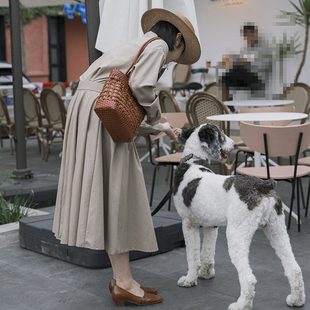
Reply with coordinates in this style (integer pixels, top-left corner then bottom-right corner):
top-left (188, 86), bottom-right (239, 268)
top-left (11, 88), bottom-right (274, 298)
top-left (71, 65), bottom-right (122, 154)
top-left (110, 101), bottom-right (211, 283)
top-left (177, 276), bottom-right (197, 287)
top-left (228, 302), bottom-right (239, 310)
top-left (286, 293), bottom-right (305, 307)
top-left (199, 266), bottom-right (215, 279)
top-left (228, 302), bottom-right (252, 310)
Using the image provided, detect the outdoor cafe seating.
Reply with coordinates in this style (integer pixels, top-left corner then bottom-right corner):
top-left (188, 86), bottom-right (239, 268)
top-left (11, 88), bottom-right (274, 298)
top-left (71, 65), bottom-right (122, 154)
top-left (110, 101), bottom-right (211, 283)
top-left (0, 94), bottom-right (14, 155)
top-left (23, 88), bottom-right (50, 159)
top-left (237, 121), bottom-right (310, 232)
top-left (40, 88), bottom-right (67, 161)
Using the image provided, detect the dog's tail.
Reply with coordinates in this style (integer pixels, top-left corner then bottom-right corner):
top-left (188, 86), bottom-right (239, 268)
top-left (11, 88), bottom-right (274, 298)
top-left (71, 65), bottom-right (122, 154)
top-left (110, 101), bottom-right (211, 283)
top-left (263, 180), bottom-right (283, 215)
top-left (264, 179), bottom-right (276, 190)
top-left (273, 193), bottom-right (283, 215)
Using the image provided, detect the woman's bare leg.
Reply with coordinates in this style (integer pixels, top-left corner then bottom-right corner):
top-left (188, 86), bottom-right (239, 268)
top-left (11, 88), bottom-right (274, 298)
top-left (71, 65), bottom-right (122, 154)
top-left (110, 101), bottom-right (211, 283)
top-left (108, 252), bottom-right (144, 297)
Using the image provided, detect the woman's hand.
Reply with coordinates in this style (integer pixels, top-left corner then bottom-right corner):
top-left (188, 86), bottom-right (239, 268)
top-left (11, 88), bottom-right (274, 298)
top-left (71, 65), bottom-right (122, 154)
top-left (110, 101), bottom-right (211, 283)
top-left (162, 122), bottom-right (180, 140)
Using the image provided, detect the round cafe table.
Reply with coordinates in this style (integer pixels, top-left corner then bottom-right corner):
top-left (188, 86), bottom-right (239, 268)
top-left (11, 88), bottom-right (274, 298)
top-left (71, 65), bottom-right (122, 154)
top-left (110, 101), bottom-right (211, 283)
top-left (207, 112), bottom-right (307, 124)
top-left (223, 99), bottom-right (294, 107)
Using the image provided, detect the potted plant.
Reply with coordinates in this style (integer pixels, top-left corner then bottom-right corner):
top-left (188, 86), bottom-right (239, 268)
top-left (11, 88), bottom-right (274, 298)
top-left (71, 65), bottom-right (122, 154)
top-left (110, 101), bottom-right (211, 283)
top-left (281, 0), bottom-right (310, 83)
top-left (0, 157), bottom-right (36, 225)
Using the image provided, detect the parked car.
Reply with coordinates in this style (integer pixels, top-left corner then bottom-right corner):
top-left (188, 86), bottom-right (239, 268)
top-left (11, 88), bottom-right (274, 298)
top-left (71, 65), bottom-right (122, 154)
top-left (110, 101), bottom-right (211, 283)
top-left (0, 60), bottom-right (38, 104)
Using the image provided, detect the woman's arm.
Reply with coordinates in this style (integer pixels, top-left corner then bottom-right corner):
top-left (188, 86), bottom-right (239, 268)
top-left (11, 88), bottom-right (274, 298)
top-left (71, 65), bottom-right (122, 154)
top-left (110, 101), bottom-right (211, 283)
top-left (129, 42), bottom-right (168, 123)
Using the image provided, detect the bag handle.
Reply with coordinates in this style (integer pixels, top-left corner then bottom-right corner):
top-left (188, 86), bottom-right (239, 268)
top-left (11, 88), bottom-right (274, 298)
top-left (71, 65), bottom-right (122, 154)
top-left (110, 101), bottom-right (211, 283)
top-left (125, 37), bottom-right (163, 79)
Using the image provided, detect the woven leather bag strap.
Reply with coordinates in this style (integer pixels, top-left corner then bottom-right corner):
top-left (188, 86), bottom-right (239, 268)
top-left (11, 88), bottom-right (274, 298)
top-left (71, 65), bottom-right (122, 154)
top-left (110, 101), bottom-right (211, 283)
top-left (125, 37), bottom-right (163, 79)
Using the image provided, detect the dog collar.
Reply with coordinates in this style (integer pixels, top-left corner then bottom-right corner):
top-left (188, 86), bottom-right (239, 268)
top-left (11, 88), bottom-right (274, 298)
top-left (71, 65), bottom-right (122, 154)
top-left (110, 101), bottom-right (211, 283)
top-left (181, 153), bottom-right (205, 164)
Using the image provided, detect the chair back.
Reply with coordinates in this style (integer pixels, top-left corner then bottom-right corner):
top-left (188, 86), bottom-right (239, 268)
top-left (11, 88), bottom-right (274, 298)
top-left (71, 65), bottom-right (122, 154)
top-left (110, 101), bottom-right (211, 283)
top-left (240, 121), bottom-right (310, 157)
top-left (51, 82), bottom-right (66, 96)
top-left (40, 88), bottom-right (66, 129)
top-left (186, 91), bottom-right (230, 135)
top-left (282, 83), bottom-right (310, 121)
top-left (172, 64), bottom-right (191, 84)
top-left (238, 106), bottom-right (296, 126)
top-left (204, 82), bottom-right (222, 101)
top-left (159, 90), bottom-right (180, 113)
top-left (151, 112), bottom-right (187, 141)
top-left (23, 88), bottom-right (43, 127)
top-left (0, 94), bottom-right (11, 125)
top-left (161, 112), bottom-right (186, 129)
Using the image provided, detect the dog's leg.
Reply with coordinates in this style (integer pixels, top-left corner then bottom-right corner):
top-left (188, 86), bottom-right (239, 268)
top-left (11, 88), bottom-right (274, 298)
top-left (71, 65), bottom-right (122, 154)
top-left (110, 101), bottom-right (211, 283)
top-left (226, 221), bottom-right (258, 310)
top-left (199, 226), bottom-right (218, 280)
top-left (178, 218), bottom-right (201, 287)
top-left (263, 211), bottom-right (305, 307)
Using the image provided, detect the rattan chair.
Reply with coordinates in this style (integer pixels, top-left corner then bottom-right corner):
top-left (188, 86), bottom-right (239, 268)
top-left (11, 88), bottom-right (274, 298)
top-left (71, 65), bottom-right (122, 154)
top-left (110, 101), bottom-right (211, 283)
top-left (159, 90), bottom-right (181, 113)
top-left (204, 82), bottom-right (223, 101)
top-left (0, 94), bottom-right (14, 155)
top-left (237, 121), bottom-right (310, 231)
top-left (282, 83), bottom-right (310, 156)
top-left (186, 91), bottom-right (234, 174)
top-left (40, 88), bottom-right (66, 161)
top-left (51, 82), bottom-right (66, 97)
top-left (23, 88), bottom-right (50, 159)
top-left (282, 83), bottom-right (310, 122)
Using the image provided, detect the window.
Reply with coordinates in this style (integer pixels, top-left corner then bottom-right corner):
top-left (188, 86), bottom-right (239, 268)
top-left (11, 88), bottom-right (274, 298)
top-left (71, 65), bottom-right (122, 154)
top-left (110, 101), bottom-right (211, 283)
top-left (0, 15), bottom-right (6, 61)
top-left (48, 16), bottom-right (67, 82)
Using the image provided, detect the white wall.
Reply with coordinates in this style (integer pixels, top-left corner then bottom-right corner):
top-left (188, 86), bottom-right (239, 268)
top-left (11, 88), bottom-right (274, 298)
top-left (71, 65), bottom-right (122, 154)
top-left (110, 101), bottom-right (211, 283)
top-left (158, 0), bottom-right (310, 97)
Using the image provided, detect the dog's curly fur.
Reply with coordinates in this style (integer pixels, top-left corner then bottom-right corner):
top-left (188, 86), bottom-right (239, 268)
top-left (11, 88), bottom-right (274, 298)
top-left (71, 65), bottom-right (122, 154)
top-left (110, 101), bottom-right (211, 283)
top-left (173, 123), bottom-right (305, 310)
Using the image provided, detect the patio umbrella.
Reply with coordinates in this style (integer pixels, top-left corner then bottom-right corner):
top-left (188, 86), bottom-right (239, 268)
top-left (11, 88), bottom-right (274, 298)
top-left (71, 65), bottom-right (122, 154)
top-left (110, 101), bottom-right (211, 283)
top-left (95, 0), bottom-right (200, 53)
top-left (0, 0), bottom-right (99, 179)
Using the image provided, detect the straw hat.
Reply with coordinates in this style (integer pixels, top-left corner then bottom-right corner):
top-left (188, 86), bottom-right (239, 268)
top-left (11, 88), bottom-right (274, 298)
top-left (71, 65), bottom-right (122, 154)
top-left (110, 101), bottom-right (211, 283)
top-left (141, 8), bottom-right (201, 65)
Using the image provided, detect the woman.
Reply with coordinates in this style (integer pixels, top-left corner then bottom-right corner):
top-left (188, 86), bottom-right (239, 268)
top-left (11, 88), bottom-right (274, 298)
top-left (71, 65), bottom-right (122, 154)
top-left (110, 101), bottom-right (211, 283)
top-left (53, 8), bottom-right (201, 306)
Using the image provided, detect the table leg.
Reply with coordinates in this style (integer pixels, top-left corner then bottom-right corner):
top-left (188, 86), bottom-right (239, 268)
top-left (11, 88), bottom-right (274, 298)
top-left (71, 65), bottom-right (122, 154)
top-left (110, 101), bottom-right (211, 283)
top-left (254, 151), bottom-right (261, 168)
top-left (283, 202), bottom-right (299, 224)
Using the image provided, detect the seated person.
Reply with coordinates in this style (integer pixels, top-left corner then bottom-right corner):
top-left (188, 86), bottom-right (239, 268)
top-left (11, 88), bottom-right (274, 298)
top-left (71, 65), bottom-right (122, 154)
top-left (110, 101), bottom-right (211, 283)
top-left (220, 23), bottom-right (272, 107)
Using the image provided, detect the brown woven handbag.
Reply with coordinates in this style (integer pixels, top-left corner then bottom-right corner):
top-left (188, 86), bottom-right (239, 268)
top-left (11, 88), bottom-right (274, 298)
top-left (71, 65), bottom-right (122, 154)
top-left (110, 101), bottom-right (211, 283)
top-left (94, 37), bottom-right (162, 143)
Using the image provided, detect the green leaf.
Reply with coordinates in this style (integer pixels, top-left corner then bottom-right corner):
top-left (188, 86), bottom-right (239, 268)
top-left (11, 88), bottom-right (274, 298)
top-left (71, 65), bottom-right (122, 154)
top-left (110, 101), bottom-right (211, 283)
top-left (290, 0), bottom-right (304, 15)
top-left (4, 170), bottom-right (12, 177)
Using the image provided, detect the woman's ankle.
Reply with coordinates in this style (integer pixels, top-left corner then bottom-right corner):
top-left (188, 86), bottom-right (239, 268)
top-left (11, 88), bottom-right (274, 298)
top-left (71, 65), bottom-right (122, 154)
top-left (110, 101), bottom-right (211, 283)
top-left (115, 279), bottom-right (144, 297)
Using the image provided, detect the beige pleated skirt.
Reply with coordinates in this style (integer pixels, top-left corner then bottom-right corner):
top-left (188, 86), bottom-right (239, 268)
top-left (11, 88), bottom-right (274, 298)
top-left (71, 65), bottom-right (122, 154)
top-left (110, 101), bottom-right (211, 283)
top-left (52, 80), bottom-right (158, 254)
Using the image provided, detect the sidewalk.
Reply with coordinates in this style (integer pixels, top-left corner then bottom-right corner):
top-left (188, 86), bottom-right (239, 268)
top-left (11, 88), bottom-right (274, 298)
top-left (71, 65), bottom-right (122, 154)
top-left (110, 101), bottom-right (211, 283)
top-left (0, 137), bottom-right (310, 309)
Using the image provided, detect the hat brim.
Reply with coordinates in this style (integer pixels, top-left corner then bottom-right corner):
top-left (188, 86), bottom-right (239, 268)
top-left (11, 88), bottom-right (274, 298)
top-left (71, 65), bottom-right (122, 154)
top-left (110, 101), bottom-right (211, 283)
top-left (141, 8), bottom-right (201, 65)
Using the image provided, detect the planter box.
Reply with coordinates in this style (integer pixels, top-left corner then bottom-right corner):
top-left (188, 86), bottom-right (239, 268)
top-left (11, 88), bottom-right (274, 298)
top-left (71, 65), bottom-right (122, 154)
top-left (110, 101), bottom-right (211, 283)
top-left (19, 211), bottom-right (184, 269)
top-left (0, 208), bottom-right (49, 248)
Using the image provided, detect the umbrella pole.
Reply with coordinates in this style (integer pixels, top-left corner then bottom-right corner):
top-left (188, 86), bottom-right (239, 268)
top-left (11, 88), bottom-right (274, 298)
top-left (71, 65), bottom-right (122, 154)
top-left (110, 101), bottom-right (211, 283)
top-left (85, 0), bottom-right (101, 65)
top-left (9, 0), bottom-right (32, 179)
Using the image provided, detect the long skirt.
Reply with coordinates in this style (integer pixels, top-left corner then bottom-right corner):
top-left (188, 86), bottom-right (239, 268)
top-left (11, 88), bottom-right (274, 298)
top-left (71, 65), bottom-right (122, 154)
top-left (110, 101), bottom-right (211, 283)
top-left (52, 80), bottom-right (158, 254)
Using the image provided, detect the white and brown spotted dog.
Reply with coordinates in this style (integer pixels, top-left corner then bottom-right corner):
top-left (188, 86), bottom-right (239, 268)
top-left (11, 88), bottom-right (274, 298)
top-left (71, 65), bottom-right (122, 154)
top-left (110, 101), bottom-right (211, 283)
top-left (173, 123), bottom-right (305, 310)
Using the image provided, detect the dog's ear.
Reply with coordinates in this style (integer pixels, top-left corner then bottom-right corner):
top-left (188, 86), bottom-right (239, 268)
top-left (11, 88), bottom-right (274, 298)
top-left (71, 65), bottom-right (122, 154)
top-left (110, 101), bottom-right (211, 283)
top-left (198, 124), bottom-right (221, 158)
top-left (177, 127), bottom-right (197, 145)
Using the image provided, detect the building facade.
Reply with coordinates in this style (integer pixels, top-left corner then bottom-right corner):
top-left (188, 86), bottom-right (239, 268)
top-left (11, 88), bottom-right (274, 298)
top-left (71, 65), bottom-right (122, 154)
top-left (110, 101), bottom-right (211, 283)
top-left (1, 11), bottom-right (89, 85)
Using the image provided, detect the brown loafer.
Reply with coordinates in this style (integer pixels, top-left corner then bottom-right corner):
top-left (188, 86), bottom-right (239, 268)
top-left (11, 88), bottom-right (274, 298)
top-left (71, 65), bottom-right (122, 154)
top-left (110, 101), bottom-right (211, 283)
top-left (111, 283), bottom-right (163, 306)
top-left (109, 278), bottom-right (158, 295)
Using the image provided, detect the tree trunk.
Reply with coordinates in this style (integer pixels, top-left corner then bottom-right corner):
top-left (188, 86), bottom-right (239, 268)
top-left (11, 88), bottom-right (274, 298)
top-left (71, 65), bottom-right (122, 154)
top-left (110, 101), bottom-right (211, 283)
top-left (294, 25), bottom-right (309, 83)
